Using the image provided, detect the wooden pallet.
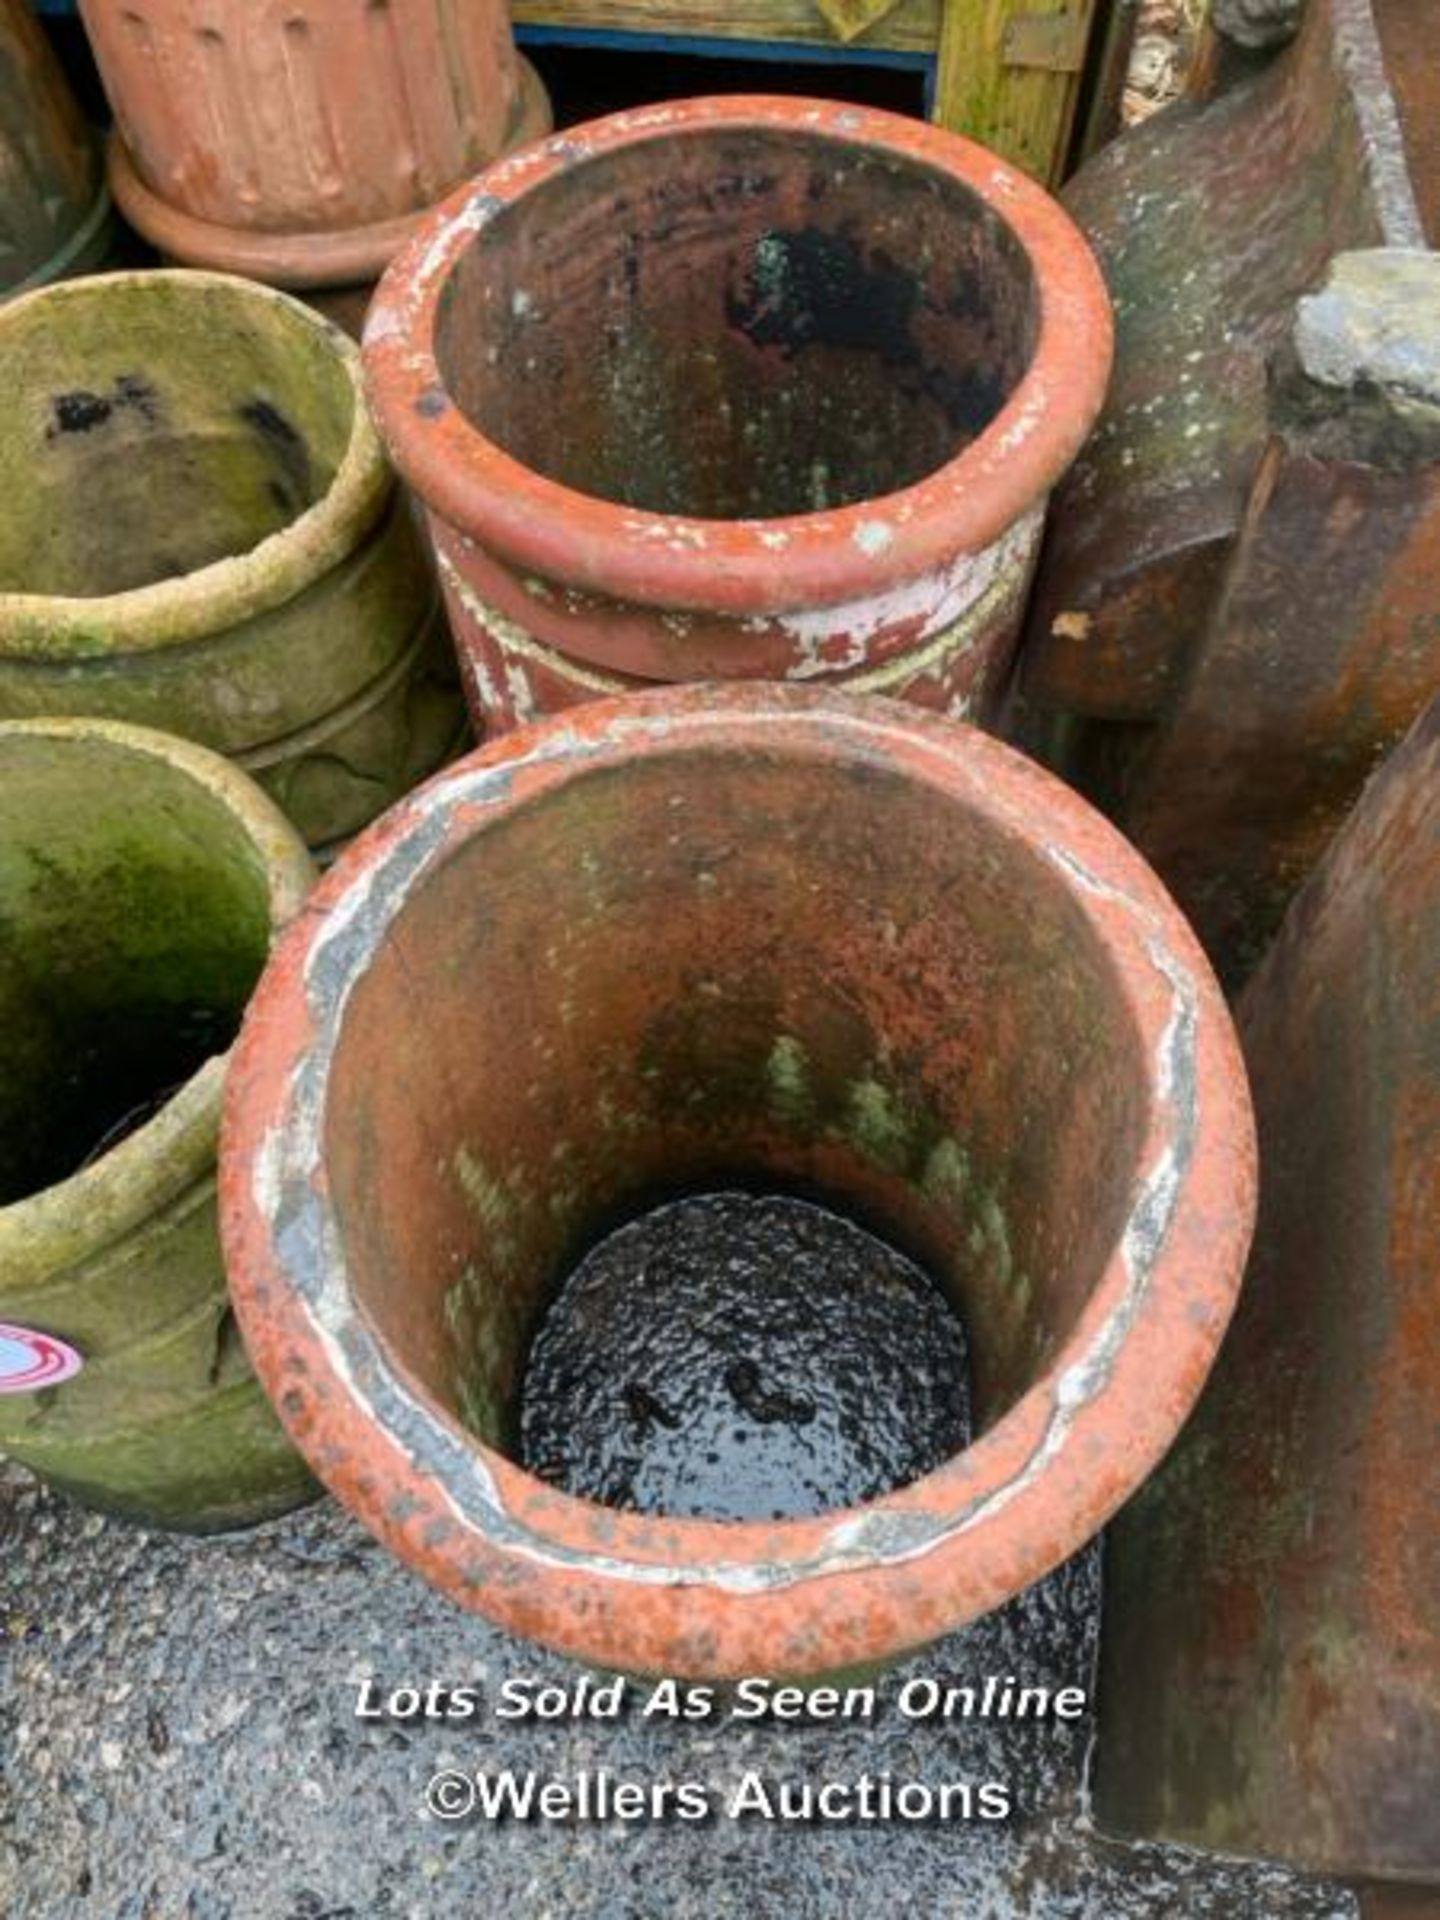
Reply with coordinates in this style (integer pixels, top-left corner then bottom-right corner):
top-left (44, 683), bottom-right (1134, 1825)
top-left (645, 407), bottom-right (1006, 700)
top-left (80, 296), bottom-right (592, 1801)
top-left (32, 0), bottom-right (1102, 185)
top-left (510, 0), bottom-right (1103, 183)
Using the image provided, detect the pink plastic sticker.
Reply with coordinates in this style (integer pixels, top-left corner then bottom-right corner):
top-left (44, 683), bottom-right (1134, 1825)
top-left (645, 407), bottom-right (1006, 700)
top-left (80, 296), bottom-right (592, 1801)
top-left (0, 1324), bottom-right (84, 1393)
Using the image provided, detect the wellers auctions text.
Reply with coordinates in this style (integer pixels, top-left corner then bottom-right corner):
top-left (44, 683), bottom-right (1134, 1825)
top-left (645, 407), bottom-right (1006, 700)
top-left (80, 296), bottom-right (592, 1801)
top-left (424, 1766), bottom-right (1013, 1826)
top-left (355, 1672), bottom-right (1089, 1727)
top-left (386, 1674), bottom-right (1088, 1827)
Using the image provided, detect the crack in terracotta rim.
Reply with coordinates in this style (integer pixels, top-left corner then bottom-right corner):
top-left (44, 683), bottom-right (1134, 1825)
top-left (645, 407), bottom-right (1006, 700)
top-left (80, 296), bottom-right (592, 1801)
top-left (0, 271), bottom-right (391, 656)
top-left (220, 685), bottom-right (1255, 1675)
top-left (362, 97), bottom-right (1115, 620)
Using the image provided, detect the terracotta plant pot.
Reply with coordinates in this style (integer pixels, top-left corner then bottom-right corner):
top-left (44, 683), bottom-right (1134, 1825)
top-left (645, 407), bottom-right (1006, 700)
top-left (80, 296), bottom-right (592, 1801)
top-left (1095, 697), bottom-right (1440, 1884)
top-left (0, 717), bottom-right (318, 1532)
top-left (363, 97), bottom-right (1113, 736)
top-left (220, 684), bottom-right (1254, 1679)
top-left (1, 0), bottom-right (113, 297)
top-left (81, 0), bottom-right (550, 312)
top-left (0, 269), bottom-right (465, 858)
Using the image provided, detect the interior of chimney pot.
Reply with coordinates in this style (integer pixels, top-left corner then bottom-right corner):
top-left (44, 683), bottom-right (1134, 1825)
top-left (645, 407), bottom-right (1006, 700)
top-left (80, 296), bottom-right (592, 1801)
top-left (435, 128), bottom-right (1041, 518)
top-left (0, 283), bottom-right (353, 601)
top-left (0, 734), bottom-right (273, 1205)
top-left (322, 746), bottom-right (1151, 1481)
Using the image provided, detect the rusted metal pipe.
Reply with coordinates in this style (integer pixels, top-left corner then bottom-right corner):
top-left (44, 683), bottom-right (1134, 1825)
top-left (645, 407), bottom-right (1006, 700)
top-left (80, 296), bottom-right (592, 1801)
top-left (219, 683), bottom-right (1254, 1680)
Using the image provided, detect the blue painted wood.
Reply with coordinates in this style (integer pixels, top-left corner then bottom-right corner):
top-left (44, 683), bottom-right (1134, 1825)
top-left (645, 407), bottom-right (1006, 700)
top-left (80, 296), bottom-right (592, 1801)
top-left (513, 23), bottom-right (933, 72)
top-left (30, 2), bottom-right (933, 77)
top-left (27, 3), bottom-right (937, 100)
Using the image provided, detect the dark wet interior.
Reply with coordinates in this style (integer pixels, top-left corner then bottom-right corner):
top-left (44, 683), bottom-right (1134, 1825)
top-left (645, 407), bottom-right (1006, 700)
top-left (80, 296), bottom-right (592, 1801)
top-left (436, 126), bottom-right (1039, 517)
top-left (0, 282), bottom-right (354, 599)
top-left (324, 745), bottom-right (1151, 1515)
top-left (0, 736), bottom-right (271, 1205)
top-left (520, 1190), bottom-right (972, 1520)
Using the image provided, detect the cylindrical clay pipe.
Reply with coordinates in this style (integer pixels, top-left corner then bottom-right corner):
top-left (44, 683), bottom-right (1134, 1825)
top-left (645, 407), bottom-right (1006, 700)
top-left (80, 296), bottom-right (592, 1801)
top-left (363, 98), bottom-right (1113, 734)
top-left (220, 683), bottom-right (1256, 1680)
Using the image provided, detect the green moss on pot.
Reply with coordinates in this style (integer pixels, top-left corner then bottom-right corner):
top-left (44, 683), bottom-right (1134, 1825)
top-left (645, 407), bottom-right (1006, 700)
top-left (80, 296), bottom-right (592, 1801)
top-left (0, 717), bottom-right (318, 1531)
top-left (0, 270), bottom-right (464, 851)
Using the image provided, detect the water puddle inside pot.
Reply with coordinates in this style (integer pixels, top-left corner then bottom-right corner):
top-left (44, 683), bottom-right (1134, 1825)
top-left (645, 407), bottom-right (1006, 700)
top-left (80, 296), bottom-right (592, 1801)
top-left (519, 1191), bottom-right (971, 1522)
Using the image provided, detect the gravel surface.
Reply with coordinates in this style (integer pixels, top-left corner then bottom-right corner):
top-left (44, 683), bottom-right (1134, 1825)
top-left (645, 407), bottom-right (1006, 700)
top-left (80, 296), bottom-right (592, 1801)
top-left (2, 1463), bottom-right (1358, 1919)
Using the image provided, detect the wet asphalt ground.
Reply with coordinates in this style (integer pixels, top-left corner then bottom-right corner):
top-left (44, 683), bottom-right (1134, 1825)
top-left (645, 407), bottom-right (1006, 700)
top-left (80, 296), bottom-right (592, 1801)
top-left (0, 1461), bottom-right (1361, 1920)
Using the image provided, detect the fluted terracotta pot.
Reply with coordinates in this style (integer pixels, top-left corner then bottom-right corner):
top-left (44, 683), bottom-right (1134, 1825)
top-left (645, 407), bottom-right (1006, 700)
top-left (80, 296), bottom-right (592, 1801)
top-left (0, 717), bottom-right (318, 1532)
top-left (0, 269), bottom-right (464, 857)
top-left (363, 97), bottom-right (1113, 735)
top-left (81, 0), bottom-right (550, 312)
top-left (1, 0), bottom-right (112, 297)
top-left (220, 684), bottom-right (1254, 1679)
